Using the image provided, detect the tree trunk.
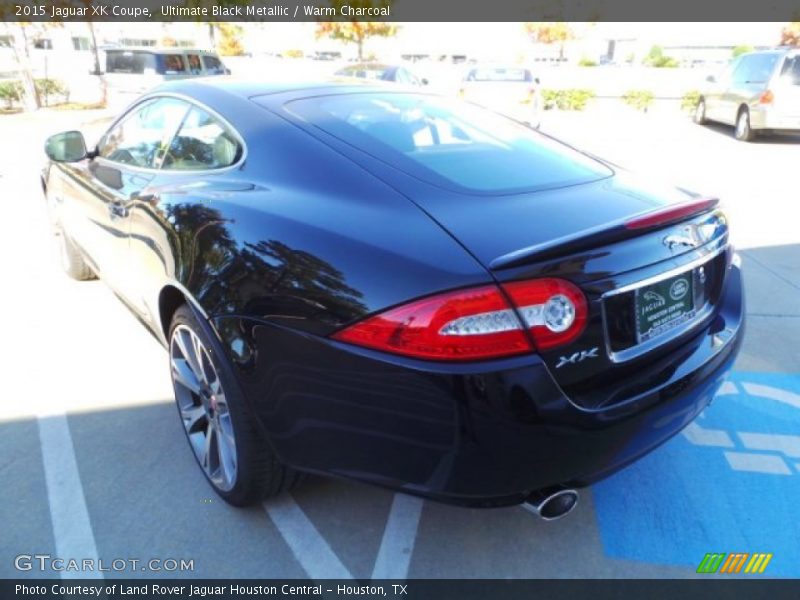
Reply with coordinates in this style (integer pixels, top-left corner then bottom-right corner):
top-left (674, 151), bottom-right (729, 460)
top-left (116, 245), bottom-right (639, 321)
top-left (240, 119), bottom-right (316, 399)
top-left (87, 22), bottom-right (107, 106)
top-left (13, 25), bottom-right (40, 111)
top-left (357, 37), bottom-right (363, 61)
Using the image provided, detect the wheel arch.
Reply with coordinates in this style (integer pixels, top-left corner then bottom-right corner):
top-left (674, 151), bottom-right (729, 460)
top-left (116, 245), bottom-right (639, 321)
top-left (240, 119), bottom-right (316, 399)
top-left (157, 283), bottom-right (211, 343)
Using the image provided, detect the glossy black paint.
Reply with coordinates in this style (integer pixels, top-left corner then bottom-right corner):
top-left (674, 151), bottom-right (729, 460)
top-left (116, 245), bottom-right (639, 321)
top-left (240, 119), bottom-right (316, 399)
top-left (45, 79), bottom-right (745, 505)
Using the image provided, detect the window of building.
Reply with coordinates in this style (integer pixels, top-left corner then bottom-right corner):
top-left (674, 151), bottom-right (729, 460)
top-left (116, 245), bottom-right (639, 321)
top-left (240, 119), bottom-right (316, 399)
top-left (71, 37), bottom-right (91, 51)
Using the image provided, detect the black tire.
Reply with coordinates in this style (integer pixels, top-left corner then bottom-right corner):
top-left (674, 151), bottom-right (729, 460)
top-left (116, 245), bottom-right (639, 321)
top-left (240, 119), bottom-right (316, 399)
top-left (734, 107), bottom-right (756, 142)
top-left (168, 304), bottom-right (302, 506)
top-left (55, 227), bottom-right (95, 281)
top-left (693, 98), bottom-right (707, 125)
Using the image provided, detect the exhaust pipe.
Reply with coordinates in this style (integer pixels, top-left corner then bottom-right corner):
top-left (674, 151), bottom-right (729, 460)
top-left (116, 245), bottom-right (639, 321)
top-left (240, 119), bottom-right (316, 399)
top-left (521, 488), bottom-right (579, 521)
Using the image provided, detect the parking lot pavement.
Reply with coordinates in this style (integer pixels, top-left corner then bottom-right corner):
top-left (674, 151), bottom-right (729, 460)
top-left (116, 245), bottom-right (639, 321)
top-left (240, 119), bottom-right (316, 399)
top-left (1, 106), bottom-right (798, 580)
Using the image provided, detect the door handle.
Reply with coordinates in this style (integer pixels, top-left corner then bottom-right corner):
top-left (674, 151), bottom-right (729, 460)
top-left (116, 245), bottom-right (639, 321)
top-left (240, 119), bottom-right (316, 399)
top-left (109, 200), bottom-right (129, 219)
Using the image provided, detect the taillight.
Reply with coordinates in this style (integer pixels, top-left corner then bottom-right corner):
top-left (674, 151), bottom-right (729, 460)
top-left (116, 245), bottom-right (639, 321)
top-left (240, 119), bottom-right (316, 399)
top-left (624, 197), bottom-right (718, 230)
top-left (759, 89), bottom-right (774, 104)
top-left (331, 279), bottom-right (588, 361)
top-left (502, 278), bottom-right (588, 350)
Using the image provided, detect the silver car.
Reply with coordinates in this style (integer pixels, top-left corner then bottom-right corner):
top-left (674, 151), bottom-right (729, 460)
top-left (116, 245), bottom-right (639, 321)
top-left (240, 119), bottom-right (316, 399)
top-left (459, 64), bottom-right (542, 129)
top-left (694, 48), bottom-right (800, 141)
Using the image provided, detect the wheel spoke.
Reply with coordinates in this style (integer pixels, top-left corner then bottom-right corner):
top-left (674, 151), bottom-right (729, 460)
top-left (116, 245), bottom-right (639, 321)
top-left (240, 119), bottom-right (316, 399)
top-left (175, 329), bottom-right (205, 386)
top-left (216, 417), bottom-right (236, 488)
top-left (180, 404), bottom-right (206, 435)
top-left (202, 421), bottom-right (217, 475)
top-left (191, 331), bottom-right (211, 385)
top-left (171, 357), bottom-right (202, 395)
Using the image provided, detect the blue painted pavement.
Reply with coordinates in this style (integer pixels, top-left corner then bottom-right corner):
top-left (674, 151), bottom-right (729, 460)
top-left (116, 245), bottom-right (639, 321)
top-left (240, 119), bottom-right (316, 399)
top-left (593, 371), bottom-right (800, 576)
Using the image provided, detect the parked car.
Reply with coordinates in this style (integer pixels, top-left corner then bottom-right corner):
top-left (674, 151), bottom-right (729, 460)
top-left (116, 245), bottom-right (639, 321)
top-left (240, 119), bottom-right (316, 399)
top-left (694, 48), bottom-right (800, 141)
top-left (460, 64), bottom-right (542, 128)
top-left (42, 80), bottom-right (743, 518)
top-left (104, 48), bottom-right (229, 108)
top-left (335, 63), bottom-right (427, 86)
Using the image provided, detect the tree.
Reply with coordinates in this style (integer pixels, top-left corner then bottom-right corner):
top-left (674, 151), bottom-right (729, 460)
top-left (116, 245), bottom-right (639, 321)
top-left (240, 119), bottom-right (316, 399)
top-left (0, 23), bottom-right (42, 110)
top-left (644, 45), bottom-right (679, 68)
top-left (215, 22), bottom-right (245, 56)
top-left (781, 22), bottom-right (800, 46)
top-left (732, 45), bottom-right (754, 58)
top-left (524, 22), bottom-right (574, 61)
top-left (315, 0), bottom-right (397, 61)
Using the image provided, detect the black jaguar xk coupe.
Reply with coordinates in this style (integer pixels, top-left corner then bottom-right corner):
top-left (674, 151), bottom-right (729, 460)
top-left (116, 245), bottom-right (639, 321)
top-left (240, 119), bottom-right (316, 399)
top-left (42, 79), bottom-right (744, 519)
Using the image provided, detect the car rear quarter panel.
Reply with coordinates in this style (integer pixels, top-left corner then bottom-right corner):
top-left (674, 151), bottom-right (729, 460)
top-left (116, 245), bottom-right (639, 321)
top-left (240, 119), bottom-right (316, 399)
top-left (128, 91), bottom-right (491, 342)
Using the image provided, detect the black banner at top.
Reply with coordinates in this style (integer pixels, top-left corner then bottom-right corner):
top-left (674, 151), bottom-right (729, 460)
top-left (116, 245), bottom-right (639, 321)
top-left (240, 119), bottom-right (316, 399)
top-left (1, 0), bottom-right (800, 22)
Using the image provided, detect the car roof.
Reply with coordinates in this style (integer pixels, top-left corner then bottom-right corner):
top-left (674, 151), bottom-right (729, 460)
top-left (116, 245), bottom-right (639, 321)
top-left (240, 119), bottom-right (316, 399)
top-left (107, 47), bottom-right (217, 54)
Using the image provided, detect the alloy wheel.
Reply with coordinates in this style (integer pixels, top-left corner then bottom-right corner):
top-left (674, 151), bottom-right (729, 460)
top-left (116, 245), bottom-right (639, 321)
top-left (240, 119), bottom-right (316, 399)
top-left (170, 324), bottom-right (238, 492)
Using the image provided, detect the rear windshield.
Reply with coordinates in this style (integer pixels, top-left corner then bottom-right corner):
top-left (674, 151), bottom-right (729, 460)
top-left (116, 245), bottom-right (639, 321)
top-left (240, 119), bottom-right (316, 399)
top-left (283, 93), bottom-right (611, 194)
top-left (106, 51), bottom-right (156, 74)
top-left (781, 55), bottom-right (800, 85)
top-left (466, 68), bottom-right (533, 82)
top-left (337, 66), bottom-right (389, 81)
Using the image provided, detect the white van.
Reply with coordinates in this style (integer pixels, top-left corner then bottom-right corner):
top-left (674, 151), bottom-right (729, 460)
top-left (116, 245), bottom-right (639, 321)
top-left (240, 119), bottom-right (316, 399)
top-left (104, 48), bottom-right (229, 108)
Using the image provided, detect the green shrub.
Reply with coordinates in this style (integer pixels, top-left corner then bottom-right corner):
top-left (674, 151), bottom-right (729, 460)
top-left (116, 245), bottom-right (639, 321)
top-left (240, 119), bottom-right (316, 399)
top-left (732, 45), bottom-right (753, 58)
top-left (578, 57), bottom-right (597, 67)
top-left (35, 78), bottom-right (70, 105)
top-left (644, 45), bottom-right (680, 68)
top-left (681, 90), bottom-right (701, 112)
top-left (622, 90), bottom-right (655, 112)
top-left (0, 80), bottom-right (23, 108)
top-left (542, 89), bottom-right (595, 111)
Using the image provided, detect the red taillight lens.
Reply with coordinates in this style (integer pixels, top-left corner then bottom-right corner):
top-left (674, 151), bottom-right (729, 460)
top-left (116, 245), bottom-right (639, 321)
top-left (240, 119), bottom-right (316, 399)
top-left (502, 278), bottom-right (588, 350)
top-left (331, 279), bottom-right (588, 361)
top-left (624, 197), bottom-right (718, 230)
top-left (331, 286), bottom-right (531, 361)
top-left (759, 89), bottom-right (774, 104)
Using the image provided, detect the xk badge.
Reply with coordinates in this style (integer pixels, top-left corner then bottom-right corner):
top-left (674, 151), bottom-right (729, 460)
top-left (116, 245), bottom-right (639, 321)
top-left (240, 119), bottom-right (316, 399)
top-left (556, 347), bottom-right (599, 369)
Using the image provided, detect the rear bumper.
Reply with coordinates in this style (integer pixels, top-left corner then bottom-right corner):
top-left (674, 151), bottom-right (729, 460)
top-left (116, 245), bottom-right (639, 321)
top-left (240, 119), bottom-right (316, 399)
top-left (749, 105), bottom-right (800, 132)
top-left (213, 263), bottom-right (744, 507)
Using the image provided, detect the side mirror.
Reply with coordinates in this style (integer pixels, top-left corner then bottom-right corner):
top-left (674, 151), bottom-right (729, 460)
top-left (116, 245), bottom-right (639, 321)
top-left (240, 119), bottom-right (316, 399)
top-left (706, 74), bottom-right (717, 83)
top-left (45, 131), bottom-right (88, 162)
top-left (421, 77), bottom-right (429, 86)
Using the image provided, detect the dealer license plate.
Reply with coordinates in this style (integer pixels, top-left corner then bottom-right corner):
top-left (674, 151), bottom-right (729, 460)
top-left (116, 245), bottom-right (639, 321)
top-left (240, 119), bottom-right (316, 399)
top-left (635, 272), bottom-right (696, 343)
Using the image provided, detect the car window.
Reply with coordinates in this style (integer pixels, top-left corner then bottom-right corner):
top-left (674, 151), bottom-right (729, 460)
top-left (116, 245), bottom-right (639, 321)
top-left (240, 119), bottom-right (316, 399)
top-left (341, 66), bottom-right (387, 81)
top-left (106, 51), bottom-right (156, 74)
top-left (162, 106), bottom-right (243, 170)
top-left (187, 54), bottom-right (203, 75)
top-left (284, 93), bottom-right (611, 194)
top-left (161, 54), bottom-right (186, 74)
top-left (98, 98), bottom-right (190, 168)
top-left (780, 55), bottom-right (800, 85)
top-left (202, 55), bottom-right (224, 74)
top-left (732, 54), bottom-right (779, 84)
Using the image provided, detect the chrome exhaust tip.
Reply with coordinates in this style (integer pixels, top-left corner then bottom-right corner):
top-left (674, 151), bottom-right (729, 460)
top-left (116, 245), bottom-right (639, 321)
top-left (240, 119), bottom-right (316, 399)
top-left (521, 488), bottom-right (579, 521)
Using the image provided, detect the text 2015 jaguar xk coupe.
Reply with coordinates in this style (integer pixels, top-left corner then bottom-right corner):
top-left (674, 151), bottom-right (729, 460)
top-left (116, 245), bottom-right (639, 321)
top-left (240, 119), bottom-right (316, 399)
top-left (43, 80), bottom-right (744, 519)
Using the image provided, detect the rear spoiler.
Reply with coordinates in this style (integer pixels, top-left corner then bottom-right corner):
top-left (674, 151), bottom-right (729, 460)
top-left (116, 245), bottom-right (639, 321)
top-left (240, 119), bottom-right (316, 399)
top-left (490, 197), bottom-right (720, 270)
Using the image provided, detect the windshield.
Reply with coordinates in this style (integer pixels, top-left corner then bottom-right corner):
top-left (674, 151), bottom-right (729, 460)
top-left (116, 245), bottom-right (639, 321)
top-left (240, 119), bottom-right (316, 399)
top-left (282, 93), bottom-right (612, 195)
